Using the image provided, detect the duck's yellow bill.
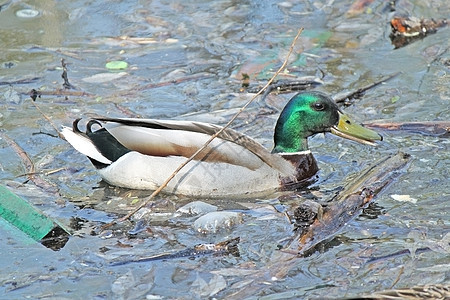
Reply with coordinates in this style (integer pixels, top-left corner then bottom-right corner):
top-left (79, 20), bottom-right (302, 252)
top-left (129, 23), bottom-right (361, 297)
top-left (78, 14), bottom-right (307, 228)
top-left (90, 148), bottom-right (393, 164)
top-left (331, 112), bottom-right (383, 146)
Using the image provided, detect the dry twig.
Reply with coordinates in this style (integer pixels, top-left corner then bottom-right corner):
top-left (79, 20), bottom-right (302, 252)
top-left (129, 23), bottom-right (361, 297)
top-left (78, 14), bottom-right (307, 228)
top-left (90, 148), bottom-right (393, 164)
top-left (107, 28), bottom-right (305, 226)
top-left (0, 132), bottom-right (58, 193)
top-left (61, 58), bottom-right (76, 90)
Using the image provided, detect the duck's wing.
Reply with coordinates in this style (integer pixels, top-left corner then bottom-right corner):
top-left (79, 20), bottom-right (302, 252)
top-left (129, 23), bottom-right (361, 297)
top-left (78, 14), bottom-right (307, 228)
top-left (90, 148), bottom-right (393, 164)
top-left (65, 117), bottom-right (295, 177)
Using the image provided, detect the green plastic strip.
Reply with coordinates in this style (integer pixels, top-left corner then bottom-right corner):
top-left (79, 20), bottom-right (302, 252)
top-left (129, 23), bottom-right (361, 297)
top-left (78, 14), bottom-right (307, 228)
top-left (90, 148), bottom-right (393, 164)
top-left (0, 185), bottom-right (56, 241)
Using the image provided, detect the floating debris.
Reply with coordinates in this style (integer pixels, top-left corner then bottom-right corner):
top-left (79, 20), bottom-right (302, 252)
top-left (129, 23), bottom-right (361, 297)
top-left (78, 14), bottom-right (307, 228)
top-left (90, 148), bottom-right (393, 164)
top-left (390, 16), bottom-right (447, 48)
top-left (193, 211), bottom-right (243, 234)
top-left (106, 60), bottom-right (129, 70)
top-left (364, 121), bottom-right (450, 137)
top-left (390, 194), bottom-right (417, 204)
top-left (177, 201), bottom-right (218, 215)
top-left (15, 9), bottom-right (39, 18)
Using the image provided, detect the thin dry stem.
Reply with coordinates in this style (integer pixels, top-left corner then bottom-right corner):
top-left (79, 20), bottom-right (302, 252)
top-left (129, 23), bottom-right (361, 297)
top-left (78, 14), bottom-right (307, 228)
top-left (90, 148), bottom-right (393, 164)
top-left (113, 28), bottom-right (305, 225)
top-left (30, 101), bottom-right (65, 139)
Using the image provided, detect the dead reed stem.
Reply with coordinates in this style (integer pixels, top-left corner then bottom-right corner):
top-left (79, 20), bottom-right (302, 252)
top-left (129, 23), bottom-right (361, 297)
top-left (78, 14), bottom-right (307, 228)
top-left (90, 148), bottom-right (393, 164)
top-left (112, 28), bottom-right (305, 225)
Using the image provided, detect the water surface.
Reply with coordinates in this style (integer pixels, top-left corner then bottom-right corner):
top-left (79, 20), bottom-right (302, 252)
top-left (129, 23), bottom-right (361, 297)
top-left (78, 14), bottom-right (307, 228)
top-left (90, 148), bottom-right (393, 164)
top-left (0, 0), bottom-right (448, 298)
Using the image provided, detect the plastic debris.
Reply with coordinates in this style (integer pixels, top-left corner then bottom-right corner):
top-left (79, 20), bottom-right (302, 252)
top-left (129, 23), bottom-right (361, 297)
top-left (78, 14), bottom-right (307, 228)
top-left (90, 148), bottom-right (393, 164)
top-left (15, 9), bottom-right (39, 18)
top-left (0, 185), bottom-right (70, 250)
top-left (193, 211), bottom-right (243, 234)
top-left (177, 201), bottom-right (218, 215)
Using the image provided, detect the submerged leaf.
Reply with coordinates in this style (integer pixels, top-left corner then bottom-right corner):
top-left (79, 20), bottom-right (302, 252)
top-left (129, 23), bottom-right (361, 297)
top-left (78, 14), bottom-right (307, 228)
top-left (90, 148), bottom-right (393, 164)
top-left (192, 274), bottom-right (227, 297)
top-left (106, 60), bottom-right (129, 70)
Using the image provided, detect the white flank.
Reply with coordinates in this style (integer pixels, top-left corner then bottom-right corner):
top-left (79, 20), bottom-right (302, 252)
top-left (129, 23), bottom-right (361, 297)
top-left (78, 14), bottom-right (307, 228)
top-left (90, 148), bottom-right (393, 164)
top-left (61, 126), bottom-right (112, 165)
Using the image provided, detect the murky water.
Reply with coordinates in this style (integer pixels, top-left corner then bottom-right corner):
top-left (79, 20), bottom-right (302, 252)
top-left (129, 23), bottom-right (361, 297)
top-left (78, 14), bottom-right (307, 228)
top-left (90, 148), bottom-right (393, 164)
top-left (1, 0), bottom-right (448, 298)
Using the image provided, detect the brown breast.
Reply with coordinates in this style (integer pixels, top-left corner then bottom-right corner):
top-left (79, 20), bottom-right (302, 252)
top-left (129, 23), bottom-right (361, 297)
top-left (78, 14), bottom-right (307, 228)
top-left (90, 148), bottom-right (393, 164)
top-left (279, 152), bottom-right (319, 190)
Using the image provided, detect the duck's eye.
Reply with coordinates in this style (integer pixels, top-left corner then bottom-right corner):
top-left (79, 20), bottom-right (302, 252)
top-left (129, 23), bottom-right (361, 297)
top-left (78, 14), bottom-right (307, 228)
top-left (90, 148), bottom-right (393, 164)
top-left (313, 102), bottom-right (325, 111)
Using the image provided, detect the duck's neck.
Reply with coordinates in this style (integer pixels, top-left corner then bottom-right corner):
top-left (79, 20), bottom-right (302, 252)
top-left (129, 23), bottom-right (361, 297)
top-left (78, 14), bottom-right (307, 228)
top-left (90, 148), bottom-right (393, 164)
top-left (272, 115), bottom-right (309, 153)
top-left (272, 137), bottom-right (308, 153)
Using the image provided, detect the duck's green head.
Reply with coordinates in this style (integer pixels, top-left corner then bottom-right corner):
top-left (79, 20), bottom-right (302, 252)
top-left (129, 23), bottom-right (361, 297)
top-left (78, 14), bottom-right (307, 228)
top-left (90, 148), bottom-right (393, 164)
top-left (272, 91), bottom-right (382, 153)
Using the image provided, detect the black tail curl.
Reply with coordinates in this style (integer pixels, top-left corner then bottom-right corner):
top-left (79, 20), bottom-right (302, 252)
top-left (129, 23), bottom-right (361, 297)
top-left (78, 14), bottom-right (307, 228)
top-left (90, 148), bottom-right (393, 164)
top-left (73, 118), bottom-right (105, 135)
top-left (71, 118), bottom-right (131, 168)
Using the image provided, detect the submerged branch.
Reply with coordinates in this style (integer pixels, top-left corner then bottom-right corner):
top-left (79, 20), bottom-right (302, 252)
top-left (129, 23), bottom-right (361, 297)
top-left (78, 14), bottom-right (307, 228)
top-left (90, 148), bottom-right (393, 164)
top-left (225, 151), bottom-right (411, 299)
top-left (0, 77), bottom-right (41, 86)
top-left (28, 88), bottom-right (94, 100)
top-left (246, 76), bottom-right (323, 95)
top-left (334, 72), bottom-right (401, 104)
top-left (114, 72), bottom-right (215, 96)
top-left (110, 237), bottom-right (240, 266)
top-left (290, 152), bottom-right (411, 256)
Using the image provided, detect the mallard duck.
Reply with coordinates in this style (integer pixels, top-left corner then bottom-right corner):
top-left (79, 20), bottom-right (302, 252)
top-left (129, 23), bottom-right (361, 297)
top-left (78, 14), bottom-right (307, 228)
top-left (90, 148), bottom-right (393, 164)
top-left (61, 91), bottom-right (382, 197)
